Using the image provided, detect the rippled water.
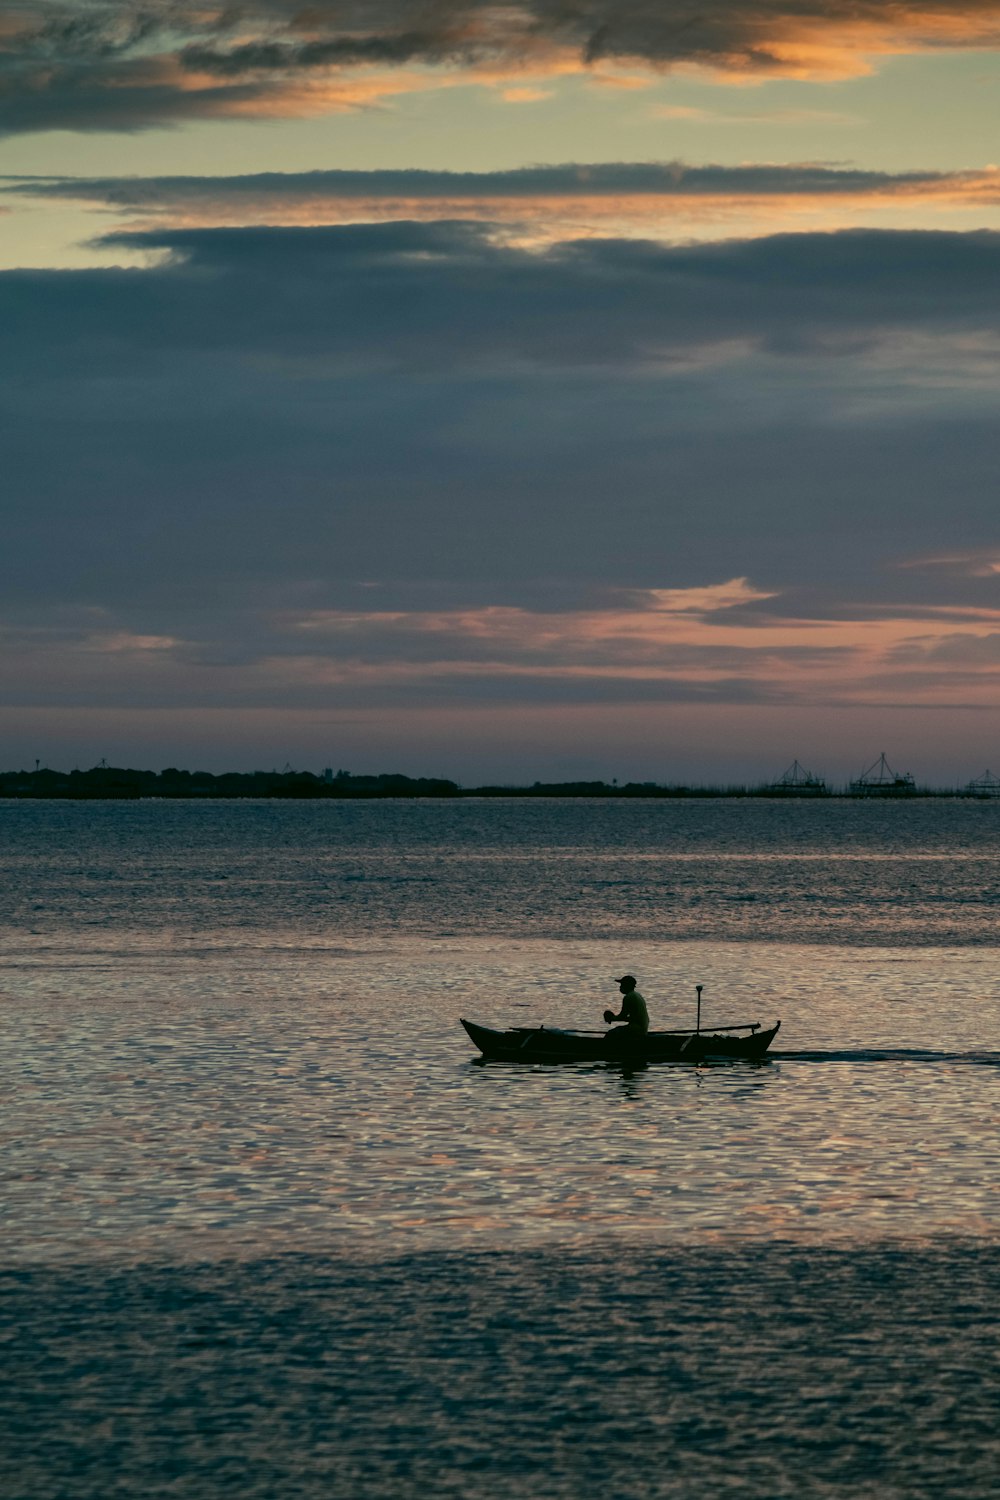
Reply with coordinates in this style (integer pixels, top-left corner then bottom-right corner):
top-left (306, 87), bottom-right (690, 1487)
top-left (3, 934), bottom-right (999, 1262)
top-left (6, 796), bottom-right (1000, 946)
top-left (4, 1246), bottom-right (998, 1499)
top-left (2, 800), bottom-right (998, 1496)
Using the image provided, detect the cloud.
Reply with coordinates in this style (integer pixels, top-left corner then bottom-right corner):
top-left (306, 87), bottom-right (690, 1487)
top-left (898, 551), bottom-right (1000, 578)
top-left (13, 162), bottom-right (1000, 253)
top-left (642, 579), bottom-right (776, 612)
top-left (15, 161), bottom-right (1000, 215)
top-left (6, 220), bottom-right (1000, 379)
top-left (13, 161), bottom-right (1000, 264)
top-left (499, 85), bottom-right (553, 101)
top-left (5, 2), bottom-right (1000, 134)
top-left (275, 589), bottom-right (1000, 710)
top-left (5, 585), bottom-right (1000, 715)
top-left (12, 160), bottom-right (1000, 248)
top-left (2, 218), bottom-right (999, 741)
top-left (3, 220), bottom-right (999, 605)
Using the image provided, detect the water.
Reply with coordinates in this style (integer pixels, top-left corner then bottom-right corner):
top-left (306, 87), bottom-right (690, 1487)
top-left (2, 800), bottom-right (998, 1496)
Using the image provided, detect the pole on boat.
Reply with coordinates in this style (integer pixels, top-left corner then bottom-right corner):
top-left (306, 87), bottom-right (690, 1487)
top-left (696, 984), bottom-right (702, 1036)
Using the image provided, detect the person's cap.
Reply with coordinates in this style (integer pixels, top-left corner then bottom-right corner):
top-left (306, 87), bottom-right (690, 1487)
top-left (616, 975), bottom-right (636, 986)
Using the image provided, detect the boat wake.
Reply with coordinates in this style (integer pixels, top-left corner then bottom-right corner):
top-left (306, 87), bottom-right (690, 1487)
top-left (773, 1047), bottom-right (1000, 1067)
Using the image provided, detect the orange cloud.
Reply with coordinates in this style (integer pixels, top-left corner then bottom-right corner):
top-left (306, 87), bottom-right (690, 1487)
top-left (9, 3), bottom-right (1000, 135)
top-left (898, 550), bottom-right (1000, 578)
top-left (499, 85), bottom-right (554, 102)
top-left (20, 164), bottom-right (1000, 249)
top-left (282, 583), bottom-right (1000, 708)
top-left (6, 581), bottom-right (1000, 719)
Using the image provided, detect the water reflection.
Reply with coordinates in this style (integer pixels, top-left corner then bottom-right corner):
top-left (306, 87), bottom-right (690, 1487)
top-left (2, 931), bottom-right (1000, 1259)
top-left (3, 803), bottom-right (998, 1497)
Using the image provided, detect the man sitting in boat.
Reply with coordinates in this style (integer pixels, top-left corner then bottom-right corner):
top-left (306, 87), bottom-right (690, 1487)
top-left (603, 975), bottom-right (649, 1046)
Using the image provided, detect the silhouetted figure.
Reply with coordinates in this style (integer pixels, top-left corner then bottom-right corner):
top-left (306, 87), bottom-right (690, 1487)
top-left (603, 975), bottom-right (650, 1051)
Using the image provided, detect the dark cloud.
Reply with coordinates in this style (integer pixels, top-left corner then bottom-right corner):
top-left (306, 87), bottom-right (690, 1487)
top-left (181, 29), bottom-right (458, 75)
top-left (6, 221), bottom-right (1000, 378)
top-left (5, 2), bottom-right (1000, 134)
top-left (2, 218), bottom-right (999, 730)
top-left (10, 161), bottom-right (987, 212)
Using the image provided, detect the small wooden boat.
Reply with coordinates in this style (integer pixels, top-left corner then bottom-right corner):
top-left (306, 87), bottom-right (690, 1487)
top-left (461, 1017), bottom-right (780, 1065)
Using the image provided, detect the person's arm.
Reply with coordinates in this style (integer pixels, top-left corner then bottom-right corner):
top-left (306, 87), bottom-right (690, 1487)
top-left (616, 993), bottom-right (642, 1026)
top-left (603, 1001), bottom-right (625, 1023)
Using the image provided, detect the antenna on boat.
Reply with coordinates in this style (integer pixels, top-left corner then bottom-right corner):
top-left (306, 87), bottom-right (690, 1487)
top-left (696, 984), bottom-right (703, 1036)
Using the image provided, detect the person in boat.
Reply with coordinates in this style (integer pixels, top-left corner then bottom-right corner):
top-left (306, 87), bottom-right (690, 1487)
top-left (603, 975), bottom-right (649, 1046)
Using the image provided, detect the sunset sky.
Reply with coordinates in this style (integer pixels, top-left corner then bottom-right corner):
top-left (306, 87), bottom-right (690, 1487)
top-left (4, 2), bottom-right (1000, 784)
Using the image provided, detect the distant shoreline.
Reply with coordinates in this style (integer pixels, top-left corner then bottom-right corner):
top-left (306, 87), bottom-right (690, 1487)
top-left (2, 767), bottom-right (997, 800)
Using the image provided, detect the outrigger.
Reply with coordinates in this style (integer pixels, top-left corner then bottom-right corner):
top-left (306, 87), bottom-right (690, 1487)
top-left (462, 985), bottom-right (780, 1064)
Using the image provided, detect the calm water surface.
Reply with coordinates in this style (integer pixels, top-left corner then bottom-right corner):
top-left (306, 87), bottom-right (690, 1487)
top-left (2, 800), bottom-right (998, 1496)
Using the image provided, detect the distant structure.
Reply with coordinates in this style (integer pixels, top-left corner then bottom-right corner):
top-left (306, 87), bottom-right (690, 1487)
top-left (323, 768), bottom-right (334, 783)
top-left (766, 759), bottom-right (827, 796)
top-left (849, 752), bottom-right (916, 797)
top-left (966, 770), bottom-right (1000, 798)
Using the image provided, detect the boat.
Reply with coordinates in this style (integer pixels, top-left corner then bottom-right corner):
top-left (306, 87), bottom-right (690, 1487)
top-left (764, 759), bottom-right (827, 797)
top-left (966, 770), bottom-right (1000, 798)
top-left (848, 752), bottom-right (916, 797)
top-left (461, 1016), bottom-right (780, 1064)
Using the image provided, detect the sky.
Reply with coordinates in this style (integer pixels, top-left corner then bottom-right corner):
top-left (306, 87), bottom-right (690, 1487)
top-left (3, 3), bottom-right (1000, 785)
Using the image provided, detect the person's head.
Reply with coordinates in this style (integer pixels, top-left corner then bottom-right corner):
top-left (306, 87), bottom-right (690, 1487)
top-left (616, 974), bottom-right (636, 994)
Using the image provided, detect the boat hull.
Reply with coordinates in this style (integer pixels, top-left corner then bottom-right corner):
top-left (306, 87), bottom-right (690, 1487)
top-left (461, 1017), bottom-right (780, 1064)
